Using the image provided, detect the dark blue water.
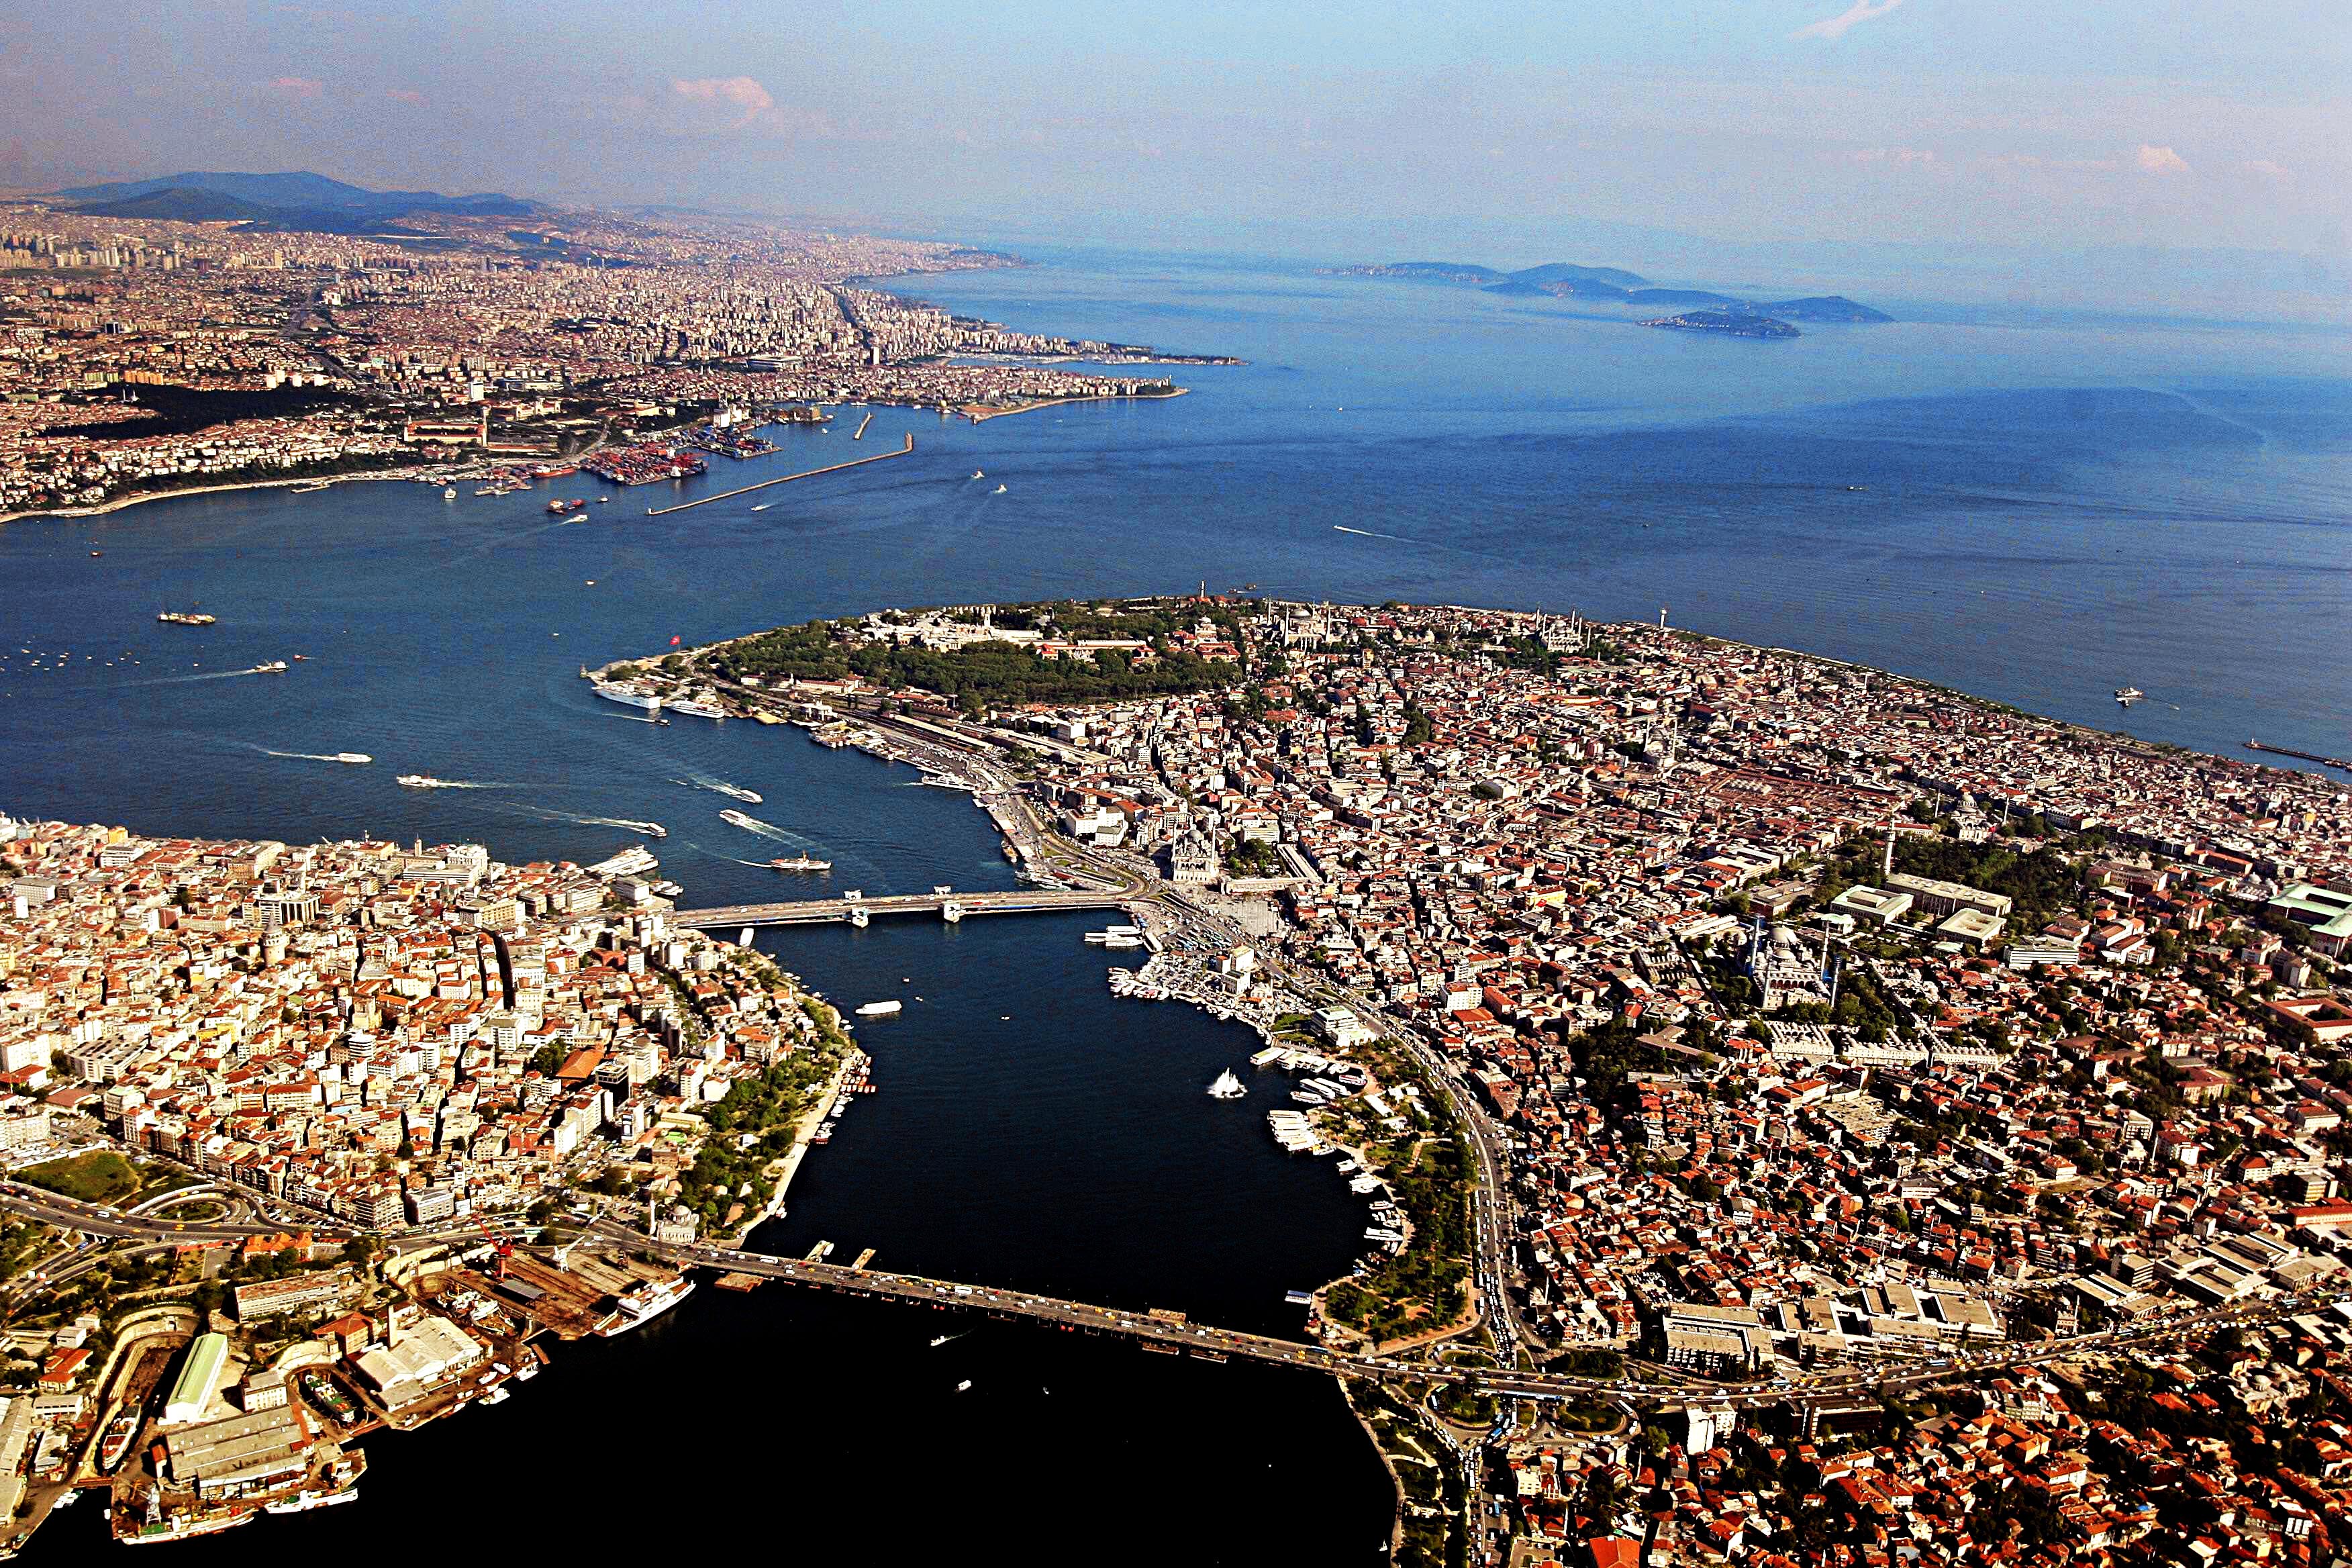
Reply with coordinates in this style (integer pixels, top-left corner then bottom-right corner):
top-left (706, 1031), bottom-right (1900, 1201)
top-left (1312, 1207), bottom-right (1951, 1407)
top-left (3, 245), bottom-right (2348, 1558)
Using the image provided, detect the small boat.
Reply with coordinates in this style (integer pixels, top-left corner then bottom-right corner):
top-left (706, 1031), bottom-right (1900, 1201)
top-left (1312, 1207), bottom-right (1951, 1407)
top-left (956, 1379), bottom-right (973, 1393)
top-left (90, 550), bottom-right (103, 557)
top-left (481, 1387), bottom-right (511, 1406)
top-left (291, 654), bottom-right (308, 660)
top-left (992, 484), bottom-right (1006, 494)
top-left (331, 752), bottom-right (372, 765)
top-left (750, 503), bottom-right (771, 512)
top-left (971, 469), bottom-right (985, 480)
top-left (2114, 686), bottom-right (2144, 705)
top-left (444, 487), bottom-right (457, 500)
top-left (930, 1334), bottom-right (952, 1347)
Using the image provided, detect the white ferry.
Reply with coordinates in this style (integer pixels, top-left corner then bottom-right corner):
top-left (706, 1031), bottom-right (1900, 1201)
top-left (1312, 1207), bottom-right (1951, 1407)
top-left (667, 697), bottom-right (728, 720)
top-left (854, 999), bottom-right (902, 1018)
top-left (593, 681), bottom-right (664, 713)
top-left (331, 752), bottom-right (372, 765)
top-left (599, 1275), bottom-right (695, 1335)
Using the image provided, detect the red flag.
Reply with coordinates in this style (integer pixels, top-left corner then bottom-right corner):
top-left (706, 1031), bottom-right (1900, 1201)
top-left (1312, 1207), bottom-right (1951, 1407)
top-left (669, 636), bottom-right (682, 646)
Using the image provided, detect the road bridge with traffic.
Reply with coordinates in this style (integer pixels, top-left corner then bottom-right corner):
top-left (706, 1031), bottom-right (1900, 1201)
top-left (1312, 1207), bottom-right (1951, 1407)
top-left (669, 886), bottom-right (1133, 930)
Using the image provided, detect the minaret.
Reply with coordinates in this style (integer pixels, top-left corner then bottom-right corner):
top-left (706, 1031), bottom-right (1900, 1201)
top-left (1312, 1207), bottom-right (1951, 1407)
top-left (1882, 820), bottom-right (1896, 882)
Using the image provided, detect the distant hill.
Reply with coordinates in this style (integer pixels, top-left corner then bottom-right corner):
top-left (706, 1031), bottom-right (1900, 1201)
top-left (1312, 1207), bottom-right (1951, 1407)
top-left (77, 187), bottom-right (280, 224)
top-left (1759, 295), bottom-right (1894, 323)
top-left (49, 170), bottom-right (542, 232)
top-left (1507, 261), bottom-right (1649, 291)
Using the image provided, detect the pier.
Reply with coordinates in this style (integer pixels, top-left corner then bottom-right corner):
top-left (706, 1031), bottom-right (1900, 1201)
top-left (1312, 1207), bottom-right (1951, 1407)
top-left (644, 432), bottom-right (913, 516)
top-left (2246, 738), bottom-right (2352, 775)
top-left (669, 886), bottom-right (1130, 930)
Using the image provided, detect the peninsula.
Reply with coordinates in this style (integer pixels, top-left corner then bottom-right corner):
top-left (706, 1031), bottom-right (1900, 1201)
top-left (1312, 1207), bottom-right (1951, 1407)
top-left (618, 593), bottom-right (2352, 1566)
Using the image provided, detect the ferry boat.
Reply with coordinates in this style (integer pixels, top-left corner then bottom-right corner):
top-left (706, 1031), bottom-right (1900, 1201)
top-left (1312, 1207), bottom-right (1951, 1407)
top-left (750, 503), bottom-right (772, 512)
top-left (718, 807), bottom-right (778, 834)
top-left (599, 1275), bottom-right (695, 1336)
top-left (249, 660), bottom-right (289, 674)
top-left (396, 775), bottom-right (449, 788)
top-left (703, 779), bottom-right (763, 803)
top-left (265, 1484), bottom-right (359, 1514)
top-left (2114, 686), bottom-right (2145, 705)
top-left (330, 752), bottom-right (372, 765)
top-left (854, 999), bottom-right (902, 1018)
top-left (618, 820), bottom-right (667, 838)
top-left (96, 1409), bottom-right (141, 1472)
top-left (667, 697), bottom-right (728, 720)
top-left (443, 487), bottom-right (457, 500)
top-left (1206, 1069), bottom-right (1246, 1100)
top-left (592, 681), bottom-right (664, 713)
top-left (769, 855), bottom-right (832, 872)
top-left (157, 609), bottom-right (217, 626)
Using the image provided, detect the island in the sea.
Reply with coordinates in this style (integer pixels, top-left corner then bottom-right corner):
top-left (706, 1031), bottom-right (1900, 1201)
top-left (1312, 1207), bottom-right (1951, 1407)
top-left (1326, 258), bottom-right (1894, 326)
top-left (1639, 307), bottom-right (1804, 338)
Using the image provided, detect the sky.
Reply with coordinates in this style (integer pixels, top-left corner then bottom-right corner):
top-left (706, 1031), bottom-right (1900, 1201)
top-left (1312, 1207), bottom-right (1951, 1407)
top-left (0, 0), bottom-right (2345, 281)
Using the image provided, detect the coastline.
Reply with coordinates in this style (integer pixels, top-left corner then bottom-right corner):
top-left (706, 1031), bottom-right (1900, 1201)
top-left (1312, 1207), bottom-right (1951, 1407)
top-left (0, 464), bottom-right (452, 526)
top-left (962, 387), bottom-right (1189, 422)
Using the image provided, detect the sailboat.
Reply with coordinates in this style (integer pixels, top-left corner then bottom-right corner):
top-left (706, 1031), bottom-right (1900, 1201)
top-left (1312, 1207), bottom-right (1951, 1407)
top-left (971, 469), bottom-right (985, 480)
top-left (1206, 1069), bottom-right (1246, 1100)
top-left (992, 483), bottom-right (1007, 494)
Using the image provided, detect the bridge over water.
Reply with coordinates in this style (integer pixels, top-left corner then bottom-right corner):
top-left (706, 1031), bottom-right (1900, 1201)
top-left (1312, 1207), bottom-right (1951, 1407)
top-left (669, 887), bottom-right (1132, 930)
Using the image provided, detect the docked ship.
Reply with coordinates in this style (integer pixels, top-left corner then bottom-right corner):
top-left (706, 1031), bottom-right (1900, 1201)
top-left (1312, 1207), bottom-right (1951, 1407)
top-left (592, 681), bottom-right (664, 713)
top-left (667, 696), bottom-right (728, 720)
top-left (157, 609), bottom-right (217, 626)
top-left (599, 1275), bottom-right (695, 1336)
top-left (770, 855), bottom-right (832, 872)
top-left (1206, 1069), bottom-right (1246, 1100)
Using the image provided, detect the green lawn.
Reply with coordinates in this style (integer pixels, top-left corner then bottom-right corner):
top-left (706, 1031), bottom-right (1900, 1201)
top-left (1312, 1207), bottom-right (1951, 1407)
top-left (19, 1150), bottom-right (146, 1206)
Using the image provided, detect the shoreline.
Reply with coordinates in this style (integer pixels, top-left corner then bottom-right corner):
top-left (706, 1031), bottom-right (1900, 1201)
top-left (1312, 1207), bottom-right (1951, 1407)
top-left (962, 388), bottom-right (1189, 422)
top-left (0, 464), bottom-right (454, 526)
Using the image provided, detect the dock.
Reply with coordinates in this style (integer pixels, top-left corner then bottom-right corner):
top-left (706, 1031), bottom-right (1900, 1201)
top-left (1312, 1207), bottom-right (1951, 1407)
top-left (645, 432), bottom-right (912, 516)
top-left (2246, 738), bottom-right (2352, 775)
top-left (852, 412), bottom-right (873, 440)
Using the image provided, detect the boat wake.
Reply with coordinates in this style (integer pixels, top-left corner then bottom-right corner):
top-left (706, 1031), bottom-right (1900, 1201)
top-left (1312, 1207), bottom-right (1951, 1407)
top-left (252, 746), bottom-right (372, 765)
top-left (1332, 524), bottom-right (1410, 542)
top-left (501, 803), bottom-right (660, 831)
top-left (677, 772), bottom-right (764, 803)
top-left (688, 845), bottom-right (778, 870)
top-left (716, 810), bottom-right (806, 844)
top-left (409, 779), bottom-right (512, 789)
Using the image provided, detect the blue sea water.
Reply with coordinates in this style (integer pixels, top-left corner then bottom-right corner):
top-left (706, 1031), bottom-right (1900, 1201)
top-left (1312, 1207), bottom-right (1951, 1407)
top-left (2, 244), bottom-right (2348, 1559)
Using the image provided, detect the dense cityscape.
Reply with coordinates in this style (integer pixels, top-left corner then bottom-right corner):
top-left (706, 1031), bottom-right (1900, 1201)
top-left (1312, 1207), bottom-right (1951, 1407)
top-left (0, 197), bottom-right (1224, 519)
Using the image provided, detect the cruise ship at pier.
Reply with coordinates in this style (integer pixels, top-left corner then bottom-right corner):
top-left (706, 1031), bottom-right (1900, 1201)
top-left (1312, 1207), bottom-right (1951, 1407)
top-left (592, 680), bottom-right (664, 713)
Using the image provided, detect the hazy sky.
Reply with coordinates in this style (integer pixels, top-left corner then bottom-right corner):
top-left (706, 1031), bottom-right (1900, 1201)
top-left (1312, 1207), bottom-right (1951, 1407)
top-left (1, 0), bottom-right (2344, 268)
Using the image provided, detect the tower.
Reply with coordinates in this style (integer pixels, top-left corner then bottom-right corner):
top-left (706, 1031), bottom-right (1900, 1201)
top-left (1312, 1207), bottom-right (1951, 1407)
top-left (1881, 820), bottom-right (1896, 882)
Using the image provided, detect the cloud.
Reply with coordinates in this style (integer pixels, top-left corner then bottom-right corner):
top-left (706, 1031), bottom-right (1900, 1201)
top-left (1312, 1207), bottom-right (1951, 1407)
top-left (2135, 144), bottom-right (2189, 174)
top-left (1793, 0), bottom-right (1903, 41)
top-left (268, 75), bottom-right (324, 100)
top-left (2243, 158), bottom-right (2290, 181)
top-left (384, 87), bottom-right (426, 106)
top-left (1847, 146), bottom-right (1936, 166)
top-left (671, 75), bottom-right (776, 128)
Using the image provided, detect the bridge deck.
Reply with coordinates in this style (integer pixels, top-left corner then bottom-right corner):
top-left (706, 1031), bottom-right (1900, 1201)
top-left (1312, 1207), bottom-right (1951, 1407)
top-left (671, 888), bottom-right (1130, 929)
